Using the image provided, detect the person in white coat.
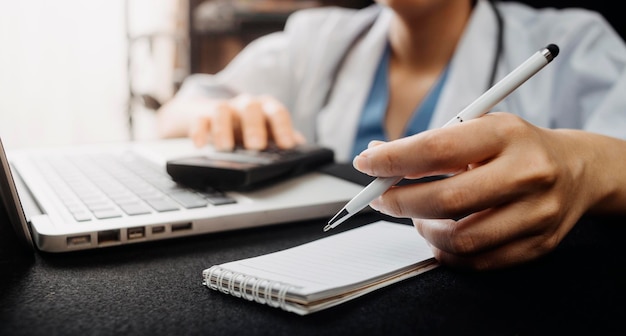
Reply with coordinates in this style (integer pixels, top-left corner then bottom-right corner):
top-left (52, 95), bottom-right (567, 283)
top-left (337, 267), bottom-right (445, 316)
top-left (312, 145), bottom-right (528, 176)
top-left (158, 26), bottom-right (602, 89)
top-left (157, 0), bottom-right (626, 270)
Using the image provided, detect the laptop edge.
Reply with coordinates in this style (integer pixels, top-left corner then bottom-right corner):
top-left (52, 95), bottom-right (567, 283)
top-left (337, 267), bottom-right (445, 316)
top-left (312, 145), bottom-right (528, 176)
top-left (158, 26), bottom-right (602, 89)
top-left (1, 138), bottom-right (365, 253)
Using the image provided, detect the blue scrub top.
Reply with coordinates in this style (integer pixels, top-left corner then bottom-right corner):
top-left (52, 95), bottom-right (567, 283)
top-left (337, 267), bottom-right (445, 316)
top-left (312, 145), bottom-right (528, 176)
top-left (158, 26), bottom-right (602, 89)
top-left (351, 45), bottom-right (449, 159)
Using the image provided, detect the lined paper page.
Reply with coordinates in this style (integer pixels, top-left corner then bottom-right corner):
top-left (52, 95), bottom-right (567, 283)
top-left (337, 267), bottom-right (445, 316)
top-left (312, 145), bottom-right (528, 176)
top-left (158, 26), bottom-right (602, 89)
top-left (217, 221), bottom-right (435, 295)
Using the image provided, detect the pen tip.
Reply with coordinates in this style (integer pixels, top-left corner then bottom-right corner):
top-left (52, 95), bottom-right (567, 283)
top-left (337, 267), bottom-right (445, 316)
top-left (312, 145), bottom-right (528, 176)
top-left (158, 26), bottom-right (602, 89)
top-left (324, 208), bottom-right (350, 232)
top-left (327, 208), bottom-right (348, 226)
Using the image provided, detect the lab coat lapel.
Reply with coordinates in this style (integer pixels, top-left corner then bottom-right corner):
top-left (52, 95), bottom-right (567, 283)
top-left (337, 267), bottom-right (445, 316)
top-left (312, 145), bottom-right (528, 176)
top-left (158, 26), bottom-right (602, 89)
top-left (317, 8), bottom-right (392, 162)
top-left (431, 0), bottom-right (500, 128)
top-left (292, 5), bottom-right (382, 148)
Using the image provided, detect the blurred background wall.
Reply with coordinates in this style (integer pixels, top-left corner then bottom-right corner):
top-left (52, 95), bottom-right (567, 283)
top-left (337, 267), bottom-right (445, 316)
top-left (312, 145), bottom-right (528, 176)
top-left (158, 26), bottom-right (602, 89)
top-left (2, 0), bottom-right (617, 151)
top-left (0, 0), bottom-right (132, 149)
top-left (0, 0), bottom-right (371, 150)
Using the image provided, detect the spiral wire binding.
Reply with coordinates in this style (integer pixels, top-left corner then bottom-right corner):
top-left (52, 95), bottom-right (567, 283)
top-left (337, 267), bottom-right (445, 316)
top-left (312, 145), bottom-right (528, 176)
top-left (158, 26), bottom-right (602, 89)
top-left (204, 266), bottom-right (294, 311)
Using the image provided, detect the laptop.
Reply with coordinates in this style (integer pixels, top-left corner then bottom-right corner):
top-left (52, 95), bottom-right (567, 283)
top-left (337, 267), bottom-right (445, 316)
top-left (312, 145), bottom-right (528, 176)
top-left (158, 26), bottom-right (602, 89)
top-left (0, 137), bottom-right (364, 253)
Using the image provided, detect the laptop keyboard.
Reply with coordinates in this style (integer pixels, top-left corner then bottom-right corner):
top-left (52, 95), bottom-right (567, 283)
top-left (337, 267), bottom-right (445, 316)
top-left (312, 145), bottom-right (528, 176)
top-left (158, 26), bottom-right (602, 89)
top-left (33, 152), bottom-right (237, 222)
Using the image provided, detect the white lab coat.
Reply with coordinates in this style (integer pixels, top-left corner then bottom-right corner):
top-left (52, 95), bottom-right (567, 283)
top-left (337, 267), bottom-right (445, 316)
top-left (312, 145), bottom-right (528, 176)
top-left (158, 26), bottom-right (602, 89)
top-left (178, 0), bottom-right (626, 162)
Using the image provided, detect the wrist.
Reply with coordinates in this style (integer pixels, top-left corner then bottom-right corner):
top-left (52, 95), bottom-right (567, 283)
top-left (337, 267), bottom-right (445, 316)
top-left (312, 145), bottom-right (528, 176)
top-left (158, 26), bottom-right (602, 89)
top-left (555, 129), bottom-right (626, 214)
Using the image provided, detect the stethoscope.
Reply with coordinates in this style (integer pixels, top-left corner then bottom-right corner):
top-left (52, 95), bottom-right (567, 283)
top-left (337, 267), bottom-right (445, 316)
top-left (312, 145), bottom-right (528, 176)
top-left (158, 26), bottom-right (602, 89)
top-left (488, 0), bottom-right (504, 89)
top-left (322, 0), bottom-right (505, 107)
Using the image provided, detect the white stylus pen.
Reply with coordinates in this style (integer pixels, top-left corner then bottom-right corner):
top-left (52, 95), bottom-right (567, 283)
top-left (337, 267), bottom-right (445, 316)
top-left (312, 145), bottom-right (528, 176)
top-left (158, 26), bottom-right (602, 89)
top-left (324, 43), bottom-right (560, 232)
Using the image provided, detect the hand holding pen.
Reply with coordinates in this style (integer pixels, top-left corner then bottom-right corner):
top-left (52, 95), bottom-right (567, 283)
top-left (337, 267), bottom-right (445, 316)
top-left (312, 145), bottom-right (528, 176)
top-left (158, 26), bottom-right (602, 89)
top-left (324, 44), bottom-right (625, 270)
top-left (326, 44), bottom-right (559, 232)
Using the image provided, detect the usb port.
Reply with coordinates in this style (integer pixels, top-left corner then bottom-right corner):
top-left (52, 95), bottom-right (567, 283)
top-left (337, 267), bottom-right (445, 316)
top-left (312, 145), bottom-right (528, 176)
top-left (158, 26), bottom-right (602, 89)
top-left (151, 225), bottom-right (165, 234)
top-left (171, 222), bottom-right (192, 232)
top-left (127, 227), bottom-right (145, 240)
top-left (98, 230), bottom-right (120, 245)
top-left (67, 235), bottom-right (91, 246)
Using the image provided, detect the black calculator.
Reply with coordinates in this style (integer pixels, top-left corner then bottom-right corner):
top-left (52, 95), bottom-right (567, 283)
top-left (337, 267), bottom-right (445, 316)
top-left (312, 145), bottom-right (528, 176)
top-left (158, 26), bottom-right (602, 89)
top-left (165, 144), bottom-right (335, 191)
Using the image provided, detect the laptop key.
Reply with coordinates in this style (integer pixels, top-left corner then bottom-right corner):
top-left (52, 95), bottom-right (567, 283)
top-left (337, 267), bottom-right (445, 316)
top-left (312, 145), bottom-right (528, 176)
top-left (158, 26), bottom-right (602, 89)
top-left (204, 194), bottom-right (237, 206)
top-left (70, 210), bottom-right (92, 222)
top-left (168, 192), bottom-right (209, 209)
top-left (118, 203), bottom-right (152, 216)
top-left (37, 152), bottom-right (241, 221)
top-left (200, 187), bottom-right (237, 206)
top-left (143, 197), bottom-right (180, 212)
top-left (92, 208), bottom-right (123, 219)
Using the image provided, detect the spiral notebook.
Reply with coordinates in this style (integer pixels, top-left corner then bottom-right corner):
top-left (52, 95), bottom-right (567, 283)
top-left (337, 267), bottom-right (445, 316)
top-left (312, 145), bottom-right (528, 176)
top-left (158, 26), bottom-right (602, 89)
top-left (202, 221), bottom-right (438, 315)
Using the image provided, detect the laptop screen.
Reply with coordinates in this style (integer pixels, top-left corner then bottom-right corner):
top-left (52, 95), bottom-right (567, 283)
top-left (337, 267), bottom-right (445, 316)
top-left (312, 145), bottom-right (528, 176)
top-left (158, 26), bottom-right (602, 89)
top-left (0, 138), bottom-right (35, 257)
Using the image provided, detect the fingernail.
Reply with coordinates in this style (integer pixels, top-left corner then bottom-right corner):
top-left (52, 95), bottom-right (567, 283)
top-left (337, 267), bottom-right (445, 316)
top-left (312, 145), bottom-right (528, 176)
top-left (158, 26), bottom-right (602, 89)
top-left (215, 139), bottom-right (234, 151)
top-left (278, 135), bottom-right (295, 148)
top-left (246, 136), bottom-right (264, 150)
top-left (367, 140), bottom-right (386, 148)
top-left (352, 153), bottom-right (369, 172)
top-left (193, 133), bottom-right (211, 149)
top-left (294, 132), bottom-right (306, 144)
top-left (193, 136), bottom-right (205, 148)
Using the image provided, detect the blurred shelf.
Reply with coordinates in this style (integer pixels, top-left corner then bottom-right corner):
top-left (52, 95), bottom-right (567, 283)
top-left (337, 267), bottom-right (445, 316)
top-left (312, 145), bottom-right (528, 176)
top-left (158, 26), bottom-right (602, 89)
top-left (189, 0), bottom-right (373, 74)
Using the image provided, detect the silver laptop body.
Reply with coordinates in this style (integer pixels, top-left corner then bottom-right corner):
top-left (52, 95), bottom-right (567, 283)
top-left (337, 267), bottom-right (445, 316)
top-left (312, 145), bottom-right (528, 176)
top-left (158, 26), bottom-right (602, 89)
top-left (1, 138), bottom-right (363, 253)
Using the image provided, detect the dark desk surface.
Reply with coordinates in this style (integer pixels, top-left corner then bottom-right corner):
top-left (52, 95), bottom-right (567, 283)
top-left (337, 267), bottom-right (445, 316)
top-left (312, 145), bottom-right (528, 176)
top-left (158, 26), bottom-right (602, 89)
top-left (1, 212), bottom-right (625, 336)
